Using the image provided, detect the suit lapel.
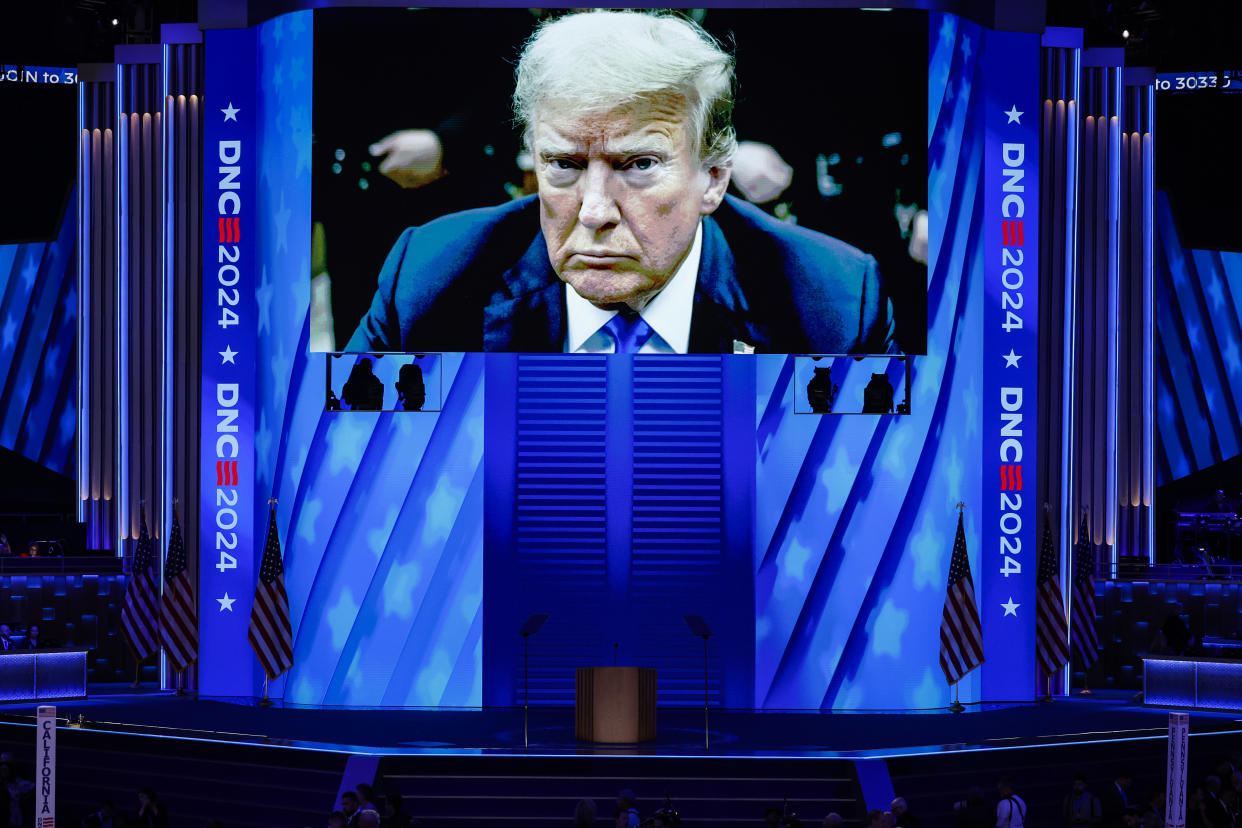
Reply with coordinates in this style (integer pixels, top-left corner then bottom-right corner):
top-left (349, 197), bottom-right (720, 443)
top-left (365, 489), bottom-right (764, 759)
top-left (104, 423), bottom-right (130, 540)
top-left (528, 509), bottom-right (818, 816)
top-left (483, 232), bottom-right (565, 352)
top-left (689, 215), bottom-right (769, 353)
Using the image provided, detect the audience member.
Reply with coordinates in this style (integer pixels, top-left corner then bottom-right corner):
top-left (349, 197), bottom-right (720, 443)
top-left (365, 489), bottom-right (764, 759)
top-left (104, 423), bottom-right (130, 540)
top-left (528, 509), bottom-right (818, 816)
top-left (82, 800), bottom-right (116, 828)
top-left (573, 799), bottom-right (598, 828)
top-left (954, 788), bottom-right (993, 828)
top-left (996, 778), bottom-right (1026, 828)
top-left (382, 794), bottom-right (413, 828)
top-left (0, 535), bottom-right (10, 556)
top-left (1203, 776), bottom-right (1232, 828)
top-left (1063, 774), bottom-right (1102, 828)
top-left (1122, 808), bottom-right (1142, 828)
top-left (20, 626), bottom-right (41, 650)
top-left (356, 784), bottom-right (378, 813)
top-left (881, 811), bottom-right (896, 828)
top-left (341, 792), bottom-right (361, 828)
top-left (866, 810), bottom-right (884, 828)
top-left (1101, 770), bottom-right (1134, 828)
top-left (616, 790), bottom-right (639, 828)
top-left (823, 814), bottom-right (844, 828)
top-left (892, 797), bottom-right (920, 828)
top-left (1188, 787), bottom-right (1208, 828)
top-left (0, 626), bottom-right (14, 652)
top-left (357, 810), bottom-right (380, 828)
top-left (328, 810), bottom-right (347, 828)
top-left (767, 807), bottom-right (785, 827)
top-left (1140, 789), bottom-right (1164, 828)
top-left (0, 761), bottom-right (33, 828)
top-left (134, 788), bottom-right (167, 828)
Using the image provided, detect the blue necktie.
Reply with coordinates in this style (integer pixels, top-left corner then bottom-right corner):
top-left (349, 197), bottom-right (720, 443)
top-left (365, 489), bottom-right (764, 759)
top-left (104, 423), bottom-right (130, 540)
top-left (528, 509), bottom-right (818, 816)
top-left (603, 311), bottom-right (654, 354)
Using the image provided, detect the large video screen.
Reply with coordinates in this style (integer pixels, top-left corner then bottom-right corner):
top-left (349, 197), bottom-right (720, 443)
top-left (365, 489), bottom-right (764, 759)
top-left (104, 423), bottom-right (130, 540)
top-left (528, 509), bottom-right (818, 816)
top-left (310, 8), bottom-right (928, 355)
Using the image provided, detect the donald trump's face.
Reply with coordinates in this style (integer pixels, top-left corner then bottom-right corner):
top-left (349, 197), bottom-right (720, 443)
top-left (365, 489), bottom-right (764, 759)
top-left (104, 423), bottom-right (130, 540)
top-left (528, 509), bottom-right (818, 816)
top-left (532, 92), bottom-right (731, 312)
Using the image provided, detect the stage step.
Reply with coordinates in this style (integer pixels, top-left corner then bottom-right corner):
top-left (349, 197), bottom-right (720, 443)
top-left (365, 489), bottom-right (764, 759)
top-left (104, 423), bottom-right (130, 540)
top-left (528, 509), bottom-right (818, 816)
top-left (378, 755), bottom-right (865, 827)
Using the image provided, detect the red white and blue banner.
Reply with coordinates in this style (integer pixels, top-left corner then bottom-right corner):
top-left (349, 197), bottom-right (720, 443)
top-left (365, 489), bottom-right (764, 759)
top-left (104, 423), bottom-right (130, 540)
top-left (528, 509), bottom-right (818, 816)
top-left (201, 26), bottom-right (259, 697)
top-left (981, 28), bottom-right (1041, 700)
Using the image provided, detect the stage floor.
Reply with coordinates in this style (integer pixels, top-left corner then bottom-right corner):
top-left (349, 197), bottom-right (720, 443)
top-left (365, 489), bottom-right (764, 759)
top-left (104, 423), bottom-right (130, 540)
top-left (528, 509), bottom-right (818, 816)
top-left (2, 690), bottom-right (1239, 758)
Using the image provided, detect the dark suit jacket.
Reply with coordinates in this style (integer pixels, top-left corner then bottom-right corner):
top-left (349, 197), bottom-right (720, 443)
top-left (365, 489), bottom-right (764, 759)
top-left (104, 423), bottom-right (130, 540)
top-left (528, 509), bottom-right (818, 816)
top-left (347, 194), bottom-right (892, 353)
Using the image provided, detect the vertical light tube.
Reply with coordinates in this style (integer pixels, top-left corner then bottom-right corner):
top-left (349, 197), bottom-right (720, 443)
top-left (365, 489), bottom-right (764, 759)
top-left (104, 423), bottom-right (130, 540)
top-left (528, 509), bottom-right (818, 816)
top-left (1106, 69), bottom-right (1121, 577)
top-left (1143, 85), bottom-right (1155, 565)
top-left (77, 86), bottom-right (89, 524)
top-left (116, 65), bottom-right (129, 554)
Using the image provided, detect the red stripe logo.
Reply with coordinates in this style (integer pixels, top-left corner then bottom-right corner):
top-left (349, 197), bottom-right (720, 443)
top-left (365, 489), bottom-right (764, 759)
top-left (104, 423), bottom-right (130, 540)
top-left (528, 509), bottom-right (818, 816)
top-left (1000, 464), bottom-right (1023, 491)
top-left (218, 217), bottom-right (225, 243)
top-left (1002, 220), bottom-right (1024, 246)
top-left (216, 460), bottom-right (240, 486)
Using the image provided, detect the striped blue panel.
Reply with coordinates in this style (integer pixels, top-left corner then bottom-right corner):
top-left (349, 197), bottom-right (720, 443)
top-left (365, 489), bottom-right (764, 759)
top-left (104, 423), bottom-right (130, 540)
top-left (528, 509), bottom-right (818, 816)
top-left (513, 355), bottom-right (609, 704)
top-left (0, 193), bottom-right (77, 474)
top-left (1154, 190), bottom-right (1242, 483)
top-left (631, 356), bottom-right (724, 705)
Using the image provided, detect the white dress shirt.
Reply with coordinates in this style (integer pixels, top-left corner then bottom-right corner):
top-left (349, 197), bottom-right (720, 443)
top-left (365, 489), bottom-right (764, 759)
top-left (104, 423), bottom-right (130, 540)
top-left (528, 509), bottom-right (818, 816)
top-left (565, 222), bottom-right (702, 354)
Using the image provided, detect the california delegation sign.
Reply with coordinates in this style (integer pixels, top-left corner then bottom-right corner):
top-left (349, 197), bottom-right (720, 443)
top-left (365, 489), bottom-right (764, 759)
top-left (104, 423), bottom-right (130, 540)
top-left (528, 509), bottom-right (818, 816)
top-left (36, 705), bottom-right (55, 828)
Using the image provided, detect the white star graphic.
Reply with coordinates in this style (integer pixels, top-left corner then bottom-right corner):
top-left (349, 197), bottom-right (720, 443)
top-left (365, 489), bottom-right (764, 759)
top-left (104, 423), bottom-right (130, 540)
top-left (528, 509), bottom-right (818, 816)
top-left (1002, 597), bottom-right (1020, 616)
top-left (1003, 350), bottom-right (1021, 368)
top-left (1005, 105), bottom-right (1023, 124)
top-left (220, 346), bottom-right (238, 365)
top-left (217, 593), bottom-right (236, 612)
top-left (222, 102), bottom-right (240, 122)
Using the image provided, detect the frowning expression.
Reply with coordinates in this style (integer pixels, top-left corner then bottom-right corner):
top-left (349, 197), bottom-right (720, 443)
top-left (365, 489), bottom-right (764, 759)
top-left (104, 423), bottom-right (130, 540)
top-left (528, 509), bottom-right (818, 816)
top-left (532, 94), bottom-right (730, 311)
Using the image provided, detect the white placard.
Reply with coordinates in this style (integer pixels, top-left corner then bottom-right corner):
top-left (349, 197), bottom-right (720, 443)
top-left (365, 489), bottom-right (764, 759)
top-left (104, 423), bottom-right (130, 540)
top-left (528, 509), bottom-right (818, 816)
top-left (1166, 711), bottom-right (1189, 828)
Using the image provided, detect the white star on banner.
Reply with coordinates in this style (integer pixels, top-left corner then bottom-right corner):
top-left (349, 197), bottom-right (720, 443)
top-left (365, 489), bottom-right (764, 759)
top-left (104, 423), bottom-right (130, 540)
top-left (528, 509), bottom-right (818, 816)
top-left (1005, 105), bottom-right (1023, 124)
top-left (217, 593), bottom-right (236, 612)
top-left (220, 346), bottom-right (238, 364)
top-left (222, 102), bottom-right (240, 122)
top-left (1003, 349), bottom-right (1021, 368)
top-left (1002, 597), bottom-right (1020, 616)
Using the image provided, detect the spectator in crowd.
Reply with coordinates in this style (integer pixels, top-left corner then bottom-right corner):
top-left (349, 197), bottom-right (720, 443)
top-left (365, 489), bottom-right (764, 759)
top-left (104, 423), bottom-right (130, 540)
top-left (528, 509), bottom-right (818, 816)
top-left (341, 792), bottom-right (361, 828)
top-left (328, 811), bottom-right (347, 828)
top-left (1063, 774), bottom-right (1102, 828)
top-left (82, 800), bottom-right (116, 828)
top-left (767, 807), bottom-right (785, 827)
top-left (382, 794), bottom-right (413, 828)
top-left (1203, 776), bottom-right (1232, 828)
top-left (880, 812), bottom-right (896, 828)
top-left (357, 785), bottom-right (378, 814)
top-left (20, 626), bottom-right (40, 650)
top-left (1188, 787), bottom-right (1208, 828)
top-left (357, 810), bottom-right (380, 828)
top-left (955, 788), bottom-right (993, 828)
top-left (996, 779), bottom-right (1026, 828)
top-left (1140, 789), bottom-right (1164, 828)
top-left (823, 814), bottom-right (844, 828)
top-left (1122, 809), bottom-right (1142, 828)
top-left (1102, 770), bottom-right (1134, 828)
top-left (0, 535), bottom-right (11, 556)
top-left (0, 626), bottom-right (14, 652)
top-left (892, 797), bottom-right (920, 828)
top-left (616, 790), bottom-right (639, 828)
top-left (866, 811), bottom-right (884, 828)
top-left (135, 788), bottom-right (167, 828)
top-left (573, 799), bottom-right (597, 828)
top-left (0, 761), bottom-right (33, 828)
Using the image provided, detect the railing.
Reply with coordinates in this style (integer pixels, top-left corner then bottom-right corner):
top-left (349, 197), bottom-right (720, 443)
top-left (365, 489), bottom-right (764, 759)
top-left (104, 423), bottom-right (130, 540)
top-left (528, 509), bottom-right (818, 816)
top-left (0, 555), bottom-right (125, 575)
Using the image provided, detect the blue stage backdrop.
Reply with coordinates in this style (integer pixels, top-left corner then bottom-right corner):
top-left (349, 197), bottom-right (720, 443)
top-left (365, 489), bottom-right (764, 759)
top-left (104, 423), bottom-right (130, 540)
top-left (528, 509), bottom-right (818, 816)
top-left (205, 9), bottom-right (1043, 708)
top-left (1155, 191), bottom-right (1242, 484)
top-left (0, 195), bottom-right (76, 475)
top-left (199, 11), bottom-right (484, 704)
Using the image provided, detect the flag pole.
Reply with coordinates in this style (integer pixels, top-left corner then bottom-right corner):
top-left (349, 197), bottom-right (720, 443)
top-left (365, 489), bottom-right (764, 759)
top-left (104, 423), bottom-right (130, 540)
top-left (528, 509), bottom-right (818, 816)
top-left (259, 674), bottom-right (272, 707)
top-left (947, 501), bottom-right (968, 713)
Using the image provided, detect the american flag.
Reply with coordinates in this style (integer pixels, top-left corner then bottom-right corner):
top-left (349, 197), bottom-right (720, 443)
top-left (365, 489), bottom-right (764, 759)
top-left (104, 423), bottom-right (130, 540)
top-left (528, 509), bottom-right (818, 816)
top-left (159, 507), bottom-right (198, 672)
top-left (1035, 510), bottom-right (1070, 675)
top-left (1070, 513), bottom-right (1100, 667)
top-left (249, 504), bottom-right (293, 680)
top-left (121, 509), bottom-right (160, 661)
top-left (940, 510), bottom-right (984, 685)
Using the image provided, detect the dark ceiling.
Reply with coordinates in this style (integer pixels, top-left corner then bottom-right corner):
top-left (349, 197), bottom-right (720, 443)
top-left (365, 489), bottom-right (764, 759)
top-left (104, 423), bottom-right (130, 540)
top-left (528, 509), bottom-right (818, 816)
top-left (0, 1), bottom-right (1237, 71)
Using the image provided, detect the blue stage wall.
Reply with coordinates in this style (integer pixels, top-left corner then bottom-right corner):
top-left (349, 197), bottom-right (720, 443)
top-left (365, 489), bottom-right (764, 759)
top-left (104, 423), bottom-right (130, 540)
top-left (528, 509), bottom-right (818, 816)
top-left (0, 196), bottom-right (77, 475)
top-left (1155, 191), bottom-right (1242, 485)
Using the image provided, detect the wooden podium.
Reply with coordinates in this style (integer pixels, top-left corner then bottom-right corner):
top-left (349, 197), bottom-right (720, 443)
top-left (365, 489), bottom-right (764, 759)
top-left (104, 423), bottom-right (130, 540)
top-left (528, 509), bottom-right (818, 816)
top-left (575, 666), bottom-right (657, 743)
